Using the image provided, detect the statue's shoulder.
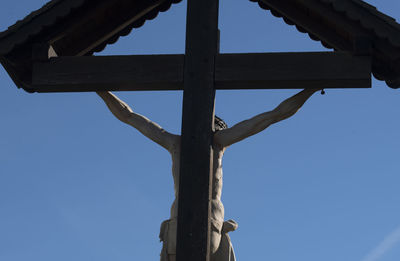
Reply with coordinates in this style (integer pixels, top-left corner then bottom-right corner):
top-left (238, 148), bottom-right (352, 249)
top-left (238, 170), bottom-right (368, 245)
top-left (169, 135), bottom-right (181, 154)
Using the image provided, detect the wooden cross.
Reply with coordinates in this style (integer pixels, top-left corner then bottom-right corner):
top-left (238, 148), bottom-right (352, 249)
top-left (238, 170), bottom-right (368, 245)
top-left (30, 0), bottom-right (371, 260)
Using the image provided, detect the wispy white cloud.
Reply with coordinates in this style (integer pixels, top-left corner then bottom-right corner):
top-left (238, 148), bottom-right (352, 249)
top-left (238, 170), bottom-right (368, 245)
top-left (361, 225), bottom-right (400, 261)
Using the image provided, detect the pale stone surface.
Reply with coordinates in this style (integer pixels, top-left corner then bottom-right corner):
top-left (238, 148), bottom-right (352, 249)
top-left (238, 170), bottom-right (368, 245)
top-left (97, 89), bottom-right (317, 261)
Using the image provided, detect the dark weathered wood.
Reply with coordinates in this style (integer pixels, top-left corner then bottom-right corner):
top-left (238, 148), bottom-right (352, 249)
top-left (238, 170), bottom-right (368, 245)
top-left (2, 0), bottom-right (400, 91)
top-left (52, 0), bottom-right (166, 56)
top-left (176, 0), bottom-right (219, 260)
top-left (32, 43), bottom-right (52, 62)
top-left (260, 0), bottom-right (352, 50)
top-left (32, 52), bottom-right (371, 92)
top-left (353, 36), bottom-right (373, 56)
top-left (216, 52), bottom-right (371, 89)
top-left (32, 55), bottom-right (184, 92)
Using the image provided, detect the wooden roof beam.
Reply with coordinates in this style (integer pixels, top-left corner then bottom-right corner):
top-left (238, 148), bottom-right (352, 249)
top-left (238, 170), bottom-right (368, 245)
top-left (51, 0), bottom-right (167, 56)
top-left (258, 0), bottom-right (352, 50)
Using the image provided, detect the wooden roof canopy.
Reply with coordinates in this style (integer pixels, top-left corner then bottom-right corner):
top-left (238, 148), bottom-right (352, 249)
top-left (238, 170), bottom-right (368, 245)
top-left (1, 0), bottom-right (400, 91)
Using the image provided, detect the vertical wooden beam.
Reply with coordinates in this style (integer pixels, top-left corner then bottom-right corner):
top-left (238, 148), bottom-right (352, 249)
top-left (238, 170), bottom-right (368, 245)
top-left (176, 0), bottom-right (219, 260)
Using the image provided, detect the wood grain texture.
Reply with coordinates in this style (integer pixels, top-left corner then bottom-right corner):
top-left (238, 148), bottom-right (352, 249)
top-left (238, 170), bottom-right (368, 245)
top-left (215, 52), bottom-right (371, 89)
top-left (32, 52), bottom-right (371, 92)
top-left (32, 55), bottom-right (184, 92)
top-left (176, 0), bottom-right (219, 260)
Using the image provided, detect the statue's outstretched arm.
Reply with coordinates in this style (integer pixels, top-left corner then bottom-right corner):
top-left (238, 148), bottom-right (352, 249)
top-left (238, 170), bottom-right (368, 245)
top-left (214, 89), bottom-right (318, 148)
top-left (97, 91), bottom-right (179, 152)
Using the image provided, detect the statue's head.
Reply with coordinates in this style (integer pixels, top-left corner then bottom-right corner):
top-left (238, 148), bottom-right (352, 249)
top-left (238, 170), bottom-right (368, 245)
top-left (214, 115), bottom-right (228, 131)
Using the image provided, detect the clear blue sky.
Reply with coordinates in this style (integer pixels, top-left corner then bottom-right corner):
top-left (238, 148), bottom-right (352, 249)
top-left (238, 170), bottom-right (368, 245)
top-left (1, 1), bottom-right (399, 261)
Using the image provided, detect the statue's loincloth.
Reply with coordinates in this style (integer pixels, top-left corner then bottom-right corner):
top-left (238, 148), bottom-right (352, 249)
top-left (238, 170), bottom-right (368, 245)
top-left (159, 218), bottom-right (237, 261)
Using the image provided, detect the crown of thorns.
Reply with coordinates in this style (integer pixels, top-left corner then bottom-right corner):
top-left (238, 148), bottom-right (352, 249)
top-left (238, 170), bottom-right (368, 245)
top-left (214, 115), bottom-right (228, 130)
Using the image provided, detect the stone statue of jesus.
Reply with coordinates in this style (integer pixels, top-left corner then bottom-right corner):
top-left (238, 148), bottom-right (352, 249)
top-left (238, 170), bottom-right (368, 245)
top-left (97, 89), bottom-right (318, 261)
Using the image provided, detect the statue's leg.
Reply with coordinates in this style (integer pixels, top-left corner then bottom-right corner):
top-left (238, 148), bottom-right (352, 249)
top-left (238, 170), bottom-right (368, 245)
top-left (210, 230), bottom-right (222, 254)
top-left (211, 220), bottom-right (238, 261)
top-left (211, 233), bottom-right (236, 261)
top-left (159, 219), bottom-right (177, 261)
top-left (210, 218), bottom-right (223, 254)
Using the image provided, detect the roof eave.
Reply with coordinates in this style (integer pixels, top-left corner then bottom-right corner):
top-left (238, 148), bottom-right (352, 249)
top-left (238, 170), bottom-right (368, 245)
top-left (0, 0), bottom-right (182, 92)
top-left (255, 0), bottom-right (400, 88)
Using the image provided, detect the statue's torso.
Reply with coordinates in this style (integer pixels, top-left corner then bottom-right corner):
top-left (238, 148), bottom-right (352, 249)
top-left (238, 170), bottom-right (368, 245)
top-left (169, 136), bottom-right (225, 223)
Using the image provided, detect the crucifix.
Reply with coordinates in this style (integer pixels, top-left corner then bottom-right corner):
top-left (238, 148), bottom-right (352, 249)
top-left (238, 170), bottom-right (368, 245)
top-left (2, 0), bottom-right (373, 260)
top-left (32, 1), bottom-right (370, 261)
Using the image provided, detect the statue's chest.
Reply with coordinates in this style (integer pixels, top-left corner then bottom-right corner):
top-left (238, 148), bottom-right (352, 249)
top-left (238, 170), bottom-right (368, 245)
top-left (170, 146), bottom-right (224, 181)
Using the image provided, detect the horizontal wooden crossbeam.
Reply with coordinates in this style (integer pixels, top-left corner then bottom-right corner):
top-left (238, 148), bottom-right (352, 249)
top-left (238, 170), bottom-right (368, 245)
top-left (32, 52), bottom-right (371, 92)
top-left (32, 55), bottom-right (184, 92)
top-left (215, 52), bottom-right (371, 89)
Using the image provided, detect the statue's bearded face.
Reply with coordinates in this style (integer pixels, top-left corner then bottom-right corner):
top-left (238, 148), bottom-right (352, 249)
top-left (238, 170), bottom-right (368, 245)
top-left (214, 116), bottom-right (228, 131)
